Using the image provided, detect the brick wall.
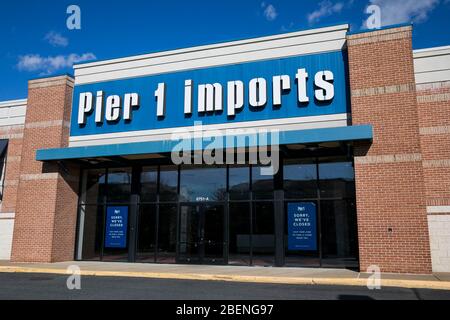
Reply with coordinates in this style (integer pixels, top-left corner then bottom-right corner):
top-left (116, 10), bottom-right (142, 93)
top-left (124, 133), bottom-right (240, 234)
top-left (417, 82), bottom-right (450, 206)
top-left (11, 76), bottom-right (80, 263)
top-left (416, 80), bottom-right (450, 271)
top-left (0, 125), bottom-right (24, 213)
top-left (347, 26), bottom-right (432, 273)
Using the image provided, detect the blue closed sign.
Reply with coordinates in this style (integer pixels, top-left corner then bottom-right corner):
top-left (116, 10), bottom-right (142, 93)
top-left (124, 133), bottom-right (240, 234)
top-left (105, 206), bottom-right (128, 248)
top-left (287, 202), bottom-right (317, 251)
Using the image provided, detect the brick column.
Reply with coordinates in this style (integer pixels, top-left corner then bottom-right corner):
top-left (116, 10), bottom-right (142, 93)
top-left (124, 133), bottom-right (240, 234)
top-left (11, 75), bottom-right (80, 263)
top-left (347, 26), bottom-right (432, 273)
top-left (417, 77), bottom-right (450, 272)
top-left (0, 118), bottom-right (24, 214)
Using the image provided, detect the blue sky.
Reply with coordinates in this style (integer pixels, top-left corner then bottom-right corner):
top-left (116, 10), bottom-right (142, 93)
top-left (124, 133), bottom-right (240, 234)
top-left (1, 0), bottom-right (450, 100)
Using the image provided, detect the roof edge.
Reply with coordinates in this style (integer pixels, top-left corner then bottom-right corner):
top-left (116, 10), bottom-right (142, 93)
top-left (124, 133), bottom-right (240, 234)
top-left (0, 98), bottom-right (27, 108)
top-left (73, 24), bottom-right (350, 70)
top-left (413, 45), bottom-right (450, 58)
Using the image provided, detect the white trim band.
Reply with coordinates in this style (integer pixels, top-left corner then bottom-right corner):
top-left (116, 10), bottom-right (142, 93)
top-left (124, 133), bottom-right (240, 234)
top-left (69, 113), bottom-right (350, 147)
top-left (0, 99), bottom-right (27, 108)
top-left (427, 206), bottom-right (450, 214)
top-left (0, 212), bottom-right (15, 219)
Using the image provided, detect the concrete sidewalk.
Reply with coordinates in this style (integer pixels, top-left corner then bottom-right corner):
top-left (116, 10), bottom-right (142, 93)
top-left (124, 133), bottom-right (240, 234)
top-left (0, 260), bottom-right (449, 290)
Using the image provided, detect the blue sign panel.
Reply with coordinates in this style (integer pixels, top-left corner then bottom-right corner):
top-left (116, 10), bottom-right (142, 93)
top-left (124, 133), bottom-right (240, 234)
top-left (287, 202), bottom-right (317, 251)
top-left (105, 206), bottom-right (128, 248)
top-left (71, 51), bottom-right (348, 137)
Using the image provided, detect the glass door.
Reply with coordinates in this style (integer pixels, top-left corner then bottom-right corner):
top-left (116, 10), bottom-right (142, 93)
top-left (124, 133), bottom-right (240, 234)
top-left (202, 205), bottom-right (225, 263)
top-left (178, 205), bottom-right (202, 264)
top-left (178, 204), bottom-right (225, 264)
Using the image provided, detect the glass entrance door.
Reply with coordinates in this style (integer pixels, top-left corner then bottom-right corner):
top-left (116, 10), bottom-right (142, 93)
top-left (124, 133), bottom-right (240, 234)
top-left (178, 204), bottom-right (225, 264)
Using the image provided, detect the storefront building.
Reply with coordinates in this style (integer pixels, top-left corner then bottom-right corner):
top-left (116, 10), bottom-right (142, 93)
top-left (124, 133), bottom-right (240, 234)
top-left (0, 24), bottom-right (449, 273)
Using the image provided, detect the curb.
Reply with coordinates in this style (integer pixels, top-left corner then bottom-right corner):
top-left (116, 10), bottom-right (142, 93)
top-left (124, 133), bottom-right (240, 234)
top-left (1, 266), bottom-right (450, 290)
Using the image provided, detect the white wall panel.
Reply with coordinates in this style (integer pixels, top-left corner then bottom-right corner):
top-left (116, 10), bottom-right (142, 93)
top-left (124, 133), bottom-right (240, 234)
top-left (0, 218), bottom-right (14, 260)
top-left (414, 46), bottom-right (450, 84)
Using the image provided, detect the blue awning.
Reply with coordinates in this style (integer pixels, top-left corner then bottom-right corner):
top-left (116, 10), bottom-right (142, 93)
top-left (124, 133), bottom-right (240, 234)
top-left (36, 125), bottom-right (373, 161)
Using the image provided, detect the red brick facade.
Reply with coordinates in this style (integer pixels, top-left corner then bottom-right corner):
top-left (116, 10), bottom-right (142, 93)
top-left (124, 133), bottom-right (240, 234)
top-left (10, 76), bottom-right (80, 263)
top-left (0, 125), bottom-right (23, 214)
top-left (416, 74), bottom-right (450, 272)
top-left (347, 26), bottom-right (432, 273)
top-left (416, 83), bottom-right (450, 207)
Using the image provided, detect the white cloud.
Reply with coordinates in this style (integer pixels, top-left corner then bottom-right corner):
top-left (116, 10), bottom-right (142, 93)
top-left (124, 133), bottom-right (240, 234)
top-left (281, 22), bottom-right (295, 32)
top-left (363, 0), bottom-right (440, 27)
top-left (308, 0), bottom-right (345, 24)
top-left (44, 31), bottom-right (69, 47)
top-left (17, 53), bottom-right (96, 75)
top-left (261, 3), bottom-right (278, 21)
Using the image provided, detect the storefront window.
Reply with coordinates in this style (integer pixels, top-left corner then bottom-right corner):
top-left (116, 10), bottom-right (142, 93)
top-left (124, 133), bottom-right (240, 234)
top-left (84, 169), bottom-right (106, 204)
top-left (140, 166), bottom-right (158, 203)
top-left (159, 166), bottom-right (178, 202)
top-left (136, 204), bottom-right (157, 262)
top-left (77, 154), bottom-right (358, 268)
top-left (107, 168), bottom-right (132, 203)
top-left (284, 159), bottom-right (317, 199)
top-left (252, 166), bottom-right (274, 200)
top-left (229, 166), bottom-right (250, 200)
top-left (319, 158), bottom-right (355, 199)
top-left (178, 205), bottom-right (199, 262)
top-left (203, 205), bottom-right (225, 262)
top-left (179, 166), bottom-right (226, 202)
top-left (320, 200), bottom-right (358, 268)
top-left (228, 202), bottom-right (251, 265)
top-left (252, 202), bottom-right (275, 266)
top-left (80, 204), bottom-right (104, 260)
top-left (157, 204), bottom-right (177, 263)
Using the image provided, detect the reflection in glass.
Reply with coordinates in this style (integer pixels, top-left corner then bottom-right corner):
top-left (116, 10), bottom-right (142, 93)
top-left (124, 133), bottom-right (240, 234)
top-left (319, 161), bottom-right (355, 198)
top-left (140, 167), bottom-right (157, 202)
top-left (77, 155), bottom-right (358, 268)
top-left (284, 159), bottom-right (317, 199)
top-left (159, 166), bottom-right (178, 202)
top-left (229, 202), bottom-right (251, 265)
top-left (252, 166), bottom-right (274, 199)
top-left (180, 166), bottom-right (226, 202)
top-left (252, 202), bottom-right (275, 266)
top-left (136, 204), bottom-right (156, 262)
top-left (80, 205), bottom-right (104, 260)
top-left (321, 200), bottom-right (358, 268)
top-left (107, 168), bottom-right (132, 203)
top-left (178, 206), bottom-right (200, 262)
top-left (85, 169), bottom-right (106, 204)
top-left (178, 205), bottom-right (225, 263)
top-left (157, 204), bottom-right (177, 263)
top-left (203, 205), bottom-right (224, 262)
top-left (229, 166), bottom-right (250, 200)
